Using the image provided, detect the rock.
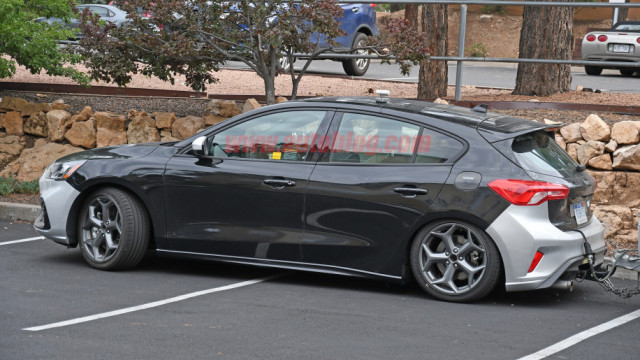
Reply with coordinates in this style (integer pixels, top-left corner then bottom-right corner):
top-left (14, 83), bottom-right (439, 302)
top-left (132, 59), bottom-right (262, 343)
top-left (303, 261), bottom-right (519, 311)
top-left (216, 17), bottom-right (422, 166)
top-left (611, 121), bottom-right (640, 145)
top-left (433, 98), bottom-right (449, 105)
top-left (275, 97), bottom-right (288, 104)
top-left (544, 119), bottom-right (561, 125)
top-left (242, 98), bottom-right (262, 113)
top-left (612, 144), bottom-right (640, 171)
top-left (23, 111), bottom-right (49, 137)
top-left (172, 115), bottom-right (205, 139)
top-left (49, 102), bottom-right (71, 111)
top-left (0, 139), bottom-right (83, 182)
top-left (566, 143), bottom-right (580, 162)
top-left (203, 114), bottom-right (227, 126)
top-left (575, 85), bottom-right (584, 92)
top-left (479, 14), bottom-right (493, 23)
top-left (588, 154), bottom-right (612, 170)
top-left (560, 123), bottom-right (582, 143)
top-left (95, 112), bottom-right (125, 131)
top-left (0, 135), bottom-right (24, 163)
top-left (219, 100), bottom-right (240, 117)
top-left (160, 130), bottom-right (180, 142)
top-left (1, 111), bottom-right (24, 135)
top-left (127, 113), bottom-right (159, 144)
top-left (0, 97), bottom-right (49, 116)
top-left (70, 106), bottom-right (93, 123)
top-left (128, 110), bottom-right (148, 120)
top-left (554, 133), bottom-right (566, 150)
top-left (605, 139), bottom-right (618, 153)
top-left (65, 118), bottom-right (97, 148)
top-left (96, 128), bottom-right (127, 148)
top-left (206, 99), bottom-right (222, 115)
top-left (577, 140), bottom-right (604, 165)
top-left (590, 171), bottom-right (640, 208)
top-left (528, 99), bottom-right (540, 102)
top-left (580, 114), bottom-right (610, 142)
top-left (593, 205), bottom-right (633, 238)
top-left (46, 109), bottom-right (72, 141)
top-left (155, 112), bottom-right (176, 130)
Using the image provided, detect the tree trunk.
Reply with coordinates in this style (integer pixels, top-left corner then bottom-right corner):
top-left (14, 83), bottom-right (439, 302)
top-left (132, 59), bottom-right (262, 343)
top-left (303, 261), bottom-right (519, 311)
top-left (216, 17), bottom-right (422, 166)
top-left (405, 4), bottom-right (418, 29)
top-left (617, 0), bottom-right (630, 23)
top-left (390, 3), bottom-right (403, 13)
top-left (417, 4), bottom-right (448, 99)
top-left (513, 0), bottom-right (573, 96)
top-left (264, 75), bottom-right (276, 105)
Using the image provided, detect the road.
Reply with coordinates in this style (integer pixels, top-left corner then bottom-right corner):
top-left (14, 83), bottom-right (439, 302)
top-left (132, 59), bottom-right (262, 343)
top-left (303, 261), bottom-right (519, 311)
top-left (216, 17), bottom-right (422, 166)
top-left (224, 60), bottom-right (640, 93)
top-left (1, 219), bottom-right (639, 360)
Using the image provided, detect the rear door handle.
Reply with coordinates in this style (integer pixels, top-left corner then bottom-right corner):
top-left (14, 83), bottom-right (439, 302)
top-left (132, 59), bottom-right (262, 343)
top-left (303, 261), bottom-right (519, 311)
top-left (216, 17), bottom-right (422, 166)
top-left (263, 179), bottom-right (296, 188)
top-left (351, 7), bottom-right (360, 13)
top-left (394, 187), bottom-right (428, 197)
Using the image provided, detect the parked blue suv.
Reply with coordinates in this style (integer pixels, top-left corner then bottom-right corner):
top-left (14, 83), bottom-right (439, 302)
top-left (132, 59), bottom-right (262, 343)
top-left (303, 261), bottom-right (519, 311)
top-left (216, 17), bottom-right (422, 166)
top-left (284, 3), bottom-right (379, 76)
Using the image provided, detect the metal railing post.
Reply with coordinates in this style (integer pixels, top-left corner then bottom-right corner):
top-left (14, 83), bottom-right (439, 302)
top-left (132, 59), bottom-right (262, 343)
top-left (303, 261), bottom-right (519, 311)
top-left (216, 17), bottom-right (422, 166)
top-left (455, 4), bottom-right (467, 101)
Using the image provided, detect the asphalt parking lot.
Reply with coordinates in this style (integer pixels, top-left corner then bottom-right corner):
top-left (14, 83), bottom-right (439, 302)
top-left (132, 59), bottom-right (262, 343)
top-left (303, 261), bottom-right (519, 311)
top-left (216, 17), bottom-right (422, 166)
top-left (1, 219), bottom-right (639, 360)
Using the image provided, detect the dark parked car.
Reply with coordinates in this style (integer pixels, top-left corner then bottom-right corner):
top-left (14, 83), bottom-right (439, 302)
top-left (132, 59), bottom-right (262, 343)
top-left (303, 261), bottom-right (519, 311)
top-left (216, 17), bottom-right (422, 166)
top-left (35, 95), bottom-right (606, 302)
top-left (279, 3), bottom-right (379, 76)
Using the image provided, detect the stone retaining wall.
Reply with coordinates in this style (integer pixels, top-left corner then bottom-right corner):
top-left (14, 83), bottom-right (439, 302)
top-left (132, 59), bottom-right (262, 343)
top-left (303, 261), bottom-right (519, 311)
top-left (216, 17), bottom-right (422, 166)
top-left (0, 96), bottom-right (638, 245)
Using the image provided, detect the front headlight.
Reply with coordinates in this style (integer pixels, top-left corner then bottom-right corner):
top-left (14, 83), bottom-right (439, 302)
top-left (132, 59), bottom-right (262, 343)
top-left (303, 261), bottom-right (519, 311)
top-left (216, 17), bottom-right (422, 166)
top-left (45, 160), bottom-right (86, 180)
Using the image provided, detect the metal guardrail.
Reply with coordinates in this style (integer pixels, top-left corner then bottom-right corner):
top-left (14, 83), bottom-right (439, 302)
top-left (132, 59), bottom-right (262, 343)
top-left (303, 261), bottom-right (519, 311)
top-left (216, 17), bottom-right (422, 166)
top-left (300, 0), bottom-right (640, 100)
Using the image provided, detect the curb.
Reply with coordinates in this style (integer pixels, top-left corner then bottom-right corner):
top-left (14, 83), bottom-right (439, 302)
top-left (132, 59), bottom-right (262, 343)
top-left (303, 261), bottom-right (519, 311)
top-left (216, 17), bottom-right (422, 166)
top-left (0, 202), bottom-right (40, 222)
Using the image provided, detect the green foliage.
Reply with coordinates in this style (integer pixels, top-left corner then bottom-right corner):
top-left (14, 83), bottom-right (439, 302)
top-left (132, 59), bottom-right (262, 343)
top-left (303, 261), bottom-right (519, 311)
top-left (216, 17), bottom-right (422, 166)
top-left (0, 0), bottom-right (90, 84)
top-left (0, 176), bottom-right (39, 196)
top-left (482, 5), bottom-right (507, 15)
top-left (468, 42), bottom-right (488, 58)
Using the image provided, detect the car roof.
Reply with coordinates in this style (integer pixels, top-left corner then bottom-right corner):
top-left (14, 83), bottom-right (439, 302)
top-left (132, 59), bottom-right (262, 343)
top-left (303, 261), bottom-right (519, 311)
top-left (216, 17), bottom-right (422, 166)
top-left (300, 96), bottom-right (546, 142)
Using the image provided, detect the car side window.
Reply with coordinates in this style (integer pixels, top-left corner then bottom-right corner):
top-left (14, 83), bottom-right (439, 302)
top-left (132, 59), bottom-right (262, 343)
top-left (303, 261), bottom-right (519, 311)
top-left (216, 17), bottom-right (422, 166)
top-left (415, 128), bottom-right (464, 164)
top-left (328, 113), bottom-right (420, 164)
top-left (209, 111), bottom-right (326, 161)
top-left (89, 6), bottom-right (110, 17)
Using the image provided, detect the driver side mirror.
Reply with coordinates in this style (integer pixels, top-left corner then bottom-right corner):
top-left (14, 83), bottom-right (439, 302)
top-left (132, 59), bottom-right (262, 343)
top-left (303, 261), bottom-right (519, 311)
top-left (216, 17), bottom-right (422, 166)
top-left (192, 135), bottom-right (212, 157)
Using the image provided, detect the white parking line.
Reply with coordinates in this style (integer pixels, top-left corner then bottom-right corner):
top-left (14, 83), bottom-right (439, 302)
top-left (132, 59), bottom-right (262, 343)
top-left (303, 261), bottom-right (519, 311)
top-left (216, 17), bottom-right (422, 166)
top-left (0, 236), bottom-right (44, 246)
top-left (518, 308), bottom-right (640, 360)
top-left (22, 273), bottom-right (283, 332)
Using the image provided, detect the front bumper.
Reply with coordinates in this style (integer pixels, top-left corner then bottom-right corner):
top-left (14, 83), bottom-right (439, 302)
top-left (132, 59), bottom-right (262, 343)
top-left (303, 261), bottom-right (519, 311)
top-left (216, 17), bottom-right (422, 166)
top-left (33, 175), bottom-right (80, 246)
top-left (486, 204), bottom-right (606, 292)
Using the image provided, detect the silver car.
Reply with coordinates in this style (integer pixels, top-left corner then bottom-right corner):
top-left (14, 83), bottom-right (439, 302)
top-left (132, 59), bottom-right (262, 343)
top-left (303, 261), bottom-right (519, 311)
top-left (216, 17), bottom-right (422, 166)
top-left (581, 21), bottom-right (640, 76)
top-left (36, 4), bottom-right (129, 40)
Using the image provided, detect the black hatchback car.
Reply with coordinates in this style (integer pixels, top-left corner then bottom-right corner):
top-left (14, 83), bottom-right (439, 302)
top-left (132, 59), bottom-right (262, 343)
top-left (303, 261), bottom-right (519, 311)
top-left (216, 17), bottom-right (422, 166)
top-left (36, 95), bottom-right (606, 302)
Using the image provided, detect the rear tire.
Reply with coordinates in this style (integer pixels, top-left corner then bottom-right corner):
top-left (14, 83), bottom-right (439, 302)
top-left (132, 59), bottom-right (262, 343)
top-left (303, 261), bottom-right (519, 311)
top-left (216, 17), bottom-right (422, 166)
top-left (620, 68), bottom-right (634, 77)
top-left (78, 187), bottom-right (150, 270)
top-left (584, 66), bottom-right (602, 76)
top-left (342, 32), bottom-right (370, 76)
top-left (410, 220), bottom-right (501, 302)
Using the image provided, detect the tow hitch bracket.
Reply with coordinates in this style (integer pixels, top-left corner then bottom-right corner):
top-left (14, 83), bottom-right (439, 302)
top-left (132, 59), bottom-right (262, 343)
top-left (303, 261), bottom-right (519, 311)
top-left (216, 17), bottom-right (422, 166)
top-left (582, 212), bottom-right (640, 299)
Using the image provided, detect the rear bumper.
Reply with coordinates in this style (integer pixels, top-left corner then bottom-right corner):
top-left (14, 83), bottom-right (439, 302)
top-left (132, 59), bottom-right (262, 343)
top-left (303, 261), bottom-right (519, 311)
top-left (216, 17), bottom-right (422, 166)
top-left (486, 204), bottom-right (606, 292)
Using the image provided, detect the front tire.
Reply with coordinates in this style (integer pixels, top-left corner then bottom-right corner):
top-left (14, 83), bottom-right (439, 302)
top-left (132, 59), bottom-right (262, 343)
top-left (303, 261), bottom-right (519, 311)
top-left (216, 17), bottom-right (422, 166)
top-left (342, 32), bottom-right (370, 76)
top-left (584, 66), bottom-right (602, 76)
top-left (78, 187), bottom-right (150, 270)
top-left (410, 220), bottom-right (501, 302)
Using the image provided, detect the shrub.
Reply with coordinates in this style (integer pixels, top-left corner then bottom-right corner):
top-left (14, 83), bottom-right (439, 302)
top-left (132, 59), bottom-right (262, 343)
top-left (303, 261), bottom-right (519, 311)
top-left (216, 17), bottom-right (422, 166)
top-left (469, 42), bottom-right (488, 58)
top-left (0, 176), bottom-right (39, 196)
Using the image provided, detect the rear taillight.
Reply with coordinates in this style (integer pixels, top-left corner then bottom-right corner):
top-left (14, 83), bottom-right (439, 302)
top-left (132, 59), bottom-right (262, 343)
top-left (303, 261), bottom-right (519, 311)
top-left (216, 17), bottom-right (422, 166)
top-left (586, 34), bottom-right (596, 42)
top-left (488, 179), bottom-right (569, 206)
top-left (598, 35), bottom-right (608, 42)
top-left (528, 251), bottom-right (544, 273)
top-left (637, 37), bottom-right (640, 44)
top-left (370, 3), bottom-right (377, 7)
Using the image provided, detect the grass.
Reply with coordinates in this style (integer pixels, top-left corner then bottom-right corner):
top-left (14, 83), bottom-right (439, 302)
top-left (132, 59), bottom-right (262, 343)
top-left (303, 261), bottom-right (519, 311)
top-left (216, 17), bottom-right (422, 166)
top-left (0, 176), bottom-right (39, 196)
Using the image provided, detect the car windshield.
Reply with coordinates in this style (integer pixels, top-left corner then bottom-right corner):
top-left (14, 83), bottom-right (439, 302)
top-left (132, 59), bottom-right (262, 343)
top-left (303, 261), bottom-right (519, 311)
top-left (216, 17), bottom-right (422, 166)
top-left (613, 23), bottom-right (640, 32)
top-left (510, 131), bottom-right (578, 178)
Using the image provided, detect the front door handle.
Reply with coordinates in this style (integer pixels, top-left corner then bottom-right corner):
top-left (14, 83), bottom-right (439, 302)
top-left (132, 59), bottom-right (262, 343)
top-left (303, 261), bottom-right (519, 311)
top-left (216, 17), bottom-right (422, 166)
top-left (263, 179), bottom-right (296, 188)
top-left (394, 187), bottom-right (428, 197)
top-left (351, 7), bottom-right (360, 13)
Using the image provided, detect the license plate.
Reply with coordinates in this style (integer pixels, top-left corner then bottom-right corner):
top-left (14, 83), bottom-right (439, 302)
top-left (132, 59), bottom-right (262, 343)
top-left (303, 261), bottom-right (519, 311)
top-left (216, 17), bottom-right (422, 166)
top-left (573, 201), bottom-right (588, 225)
top-left (612, 44), bottom-right (630, 53)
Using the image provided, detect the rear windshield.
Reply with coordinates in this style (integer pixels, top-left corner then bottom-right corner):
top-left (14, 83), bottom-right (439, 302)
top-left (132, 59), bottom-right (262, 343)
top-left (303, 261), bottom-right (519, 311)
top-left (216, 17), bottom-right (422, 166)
top-left (510, 131), bottom-right (578, 178)
top-left (613, 23), bottom-right (640, 32)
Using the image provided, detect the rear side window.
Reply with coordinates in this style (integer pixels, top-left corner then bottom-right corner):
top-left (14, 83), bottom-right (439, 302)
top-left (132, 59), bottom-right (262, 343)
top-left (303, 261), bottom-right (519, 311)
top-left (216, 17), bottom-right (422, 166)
top-left (510, 131), bottom-right (578, 178)
top-left (326, 113), bottom-right (463, 164)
